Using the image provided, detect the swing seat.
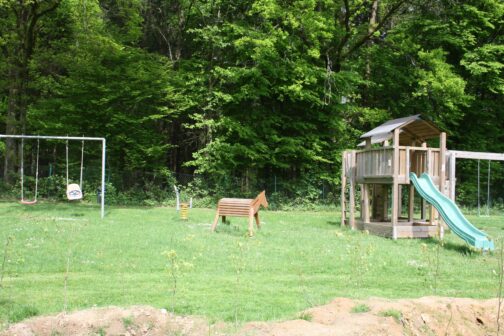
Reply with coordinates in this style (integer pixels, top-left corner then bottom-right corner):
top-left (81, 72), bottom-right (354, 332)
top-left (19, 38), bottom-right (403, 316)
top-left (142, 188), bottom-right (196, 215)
top-left (66, 183), bottom-right (83, 201)
top-left (20, 199), bottom-right (37, 205)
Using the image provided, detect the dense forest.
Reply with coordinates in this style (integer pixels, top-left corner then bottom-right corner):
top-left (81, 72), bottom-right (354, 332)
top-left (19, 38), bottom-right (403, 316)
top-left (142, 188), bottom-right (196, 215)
top-left (0, 0), bottom-right (503, 207)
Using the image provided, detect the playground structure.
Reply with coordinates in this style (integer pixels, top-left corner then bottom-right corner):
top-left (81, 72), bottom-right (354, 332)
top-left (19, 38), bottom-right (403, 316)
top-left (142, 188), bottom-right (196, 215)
top-left (340, 115), bottom-right (502, 247)
top-left (0, 134), bottom-right (107, 218)
top-left (212, 190), bottom-right (268, 236)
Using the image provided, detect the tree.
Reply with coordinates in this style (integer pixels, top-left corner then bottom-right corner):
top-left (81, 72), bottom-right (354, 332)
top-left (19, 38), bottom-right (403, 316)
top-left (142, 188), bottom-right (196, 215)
top-left (0, 0), bottom-right (60, 181)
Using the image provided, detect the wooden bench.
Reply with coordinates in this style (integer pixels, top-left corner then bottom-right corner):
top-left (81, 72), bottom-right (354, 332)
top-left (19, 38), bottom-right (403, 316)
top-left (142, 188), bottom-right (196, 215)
top-left (212, 191), bottom-right (268, 235)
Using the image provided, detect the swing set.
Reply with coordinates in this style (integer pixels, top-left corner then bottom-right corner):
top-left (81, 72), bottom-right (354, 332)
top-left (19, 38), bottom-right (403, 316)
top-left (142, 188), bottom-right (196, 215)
top-left (475, 159), bottom-right (502, 216)
top-left (0, 134), bottom-right (107, 219)
top-left (448, 150), bottom-right (504, 216)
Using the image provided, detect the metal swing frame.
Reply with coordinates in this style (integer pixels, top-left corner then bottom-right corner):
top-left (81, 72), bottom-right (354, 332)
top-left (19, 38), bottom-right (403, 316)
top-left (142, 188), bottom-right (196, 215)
top-left (0, 134), bottom-right (107, 219)
top-left (448, 150), bottom-right (504, 217)
top-left (20, 138), bottom-right (40, 205)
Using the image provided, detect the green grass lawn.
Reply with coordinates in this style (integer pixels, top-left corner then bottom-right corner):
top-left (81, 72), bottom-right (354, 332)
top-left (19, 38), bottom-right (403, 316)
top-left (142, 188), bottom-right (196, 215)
top-left (0, 201), bottom-right (503, 325)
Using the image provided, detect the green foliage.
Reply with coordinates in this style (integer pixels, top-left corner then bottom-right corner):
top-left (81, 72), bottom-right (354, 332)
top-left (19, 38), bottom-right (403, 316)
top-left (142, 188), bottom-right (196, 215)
top-left (122, 316), bottom-right (134, 328)
top-left (351, 304), bottom-right (371, 313)
top-left (298, 311), bottom-right (313, 321)
top-left (379, 309), bottom-right (402, 322)
top-left (413, 49), bottom-right (470, 121)
top-left (162, 249), bottom-right (193, 313)
top-left (462, 44), bottom-right (504, 95)
top-left (0, 0), bottom-right (503, 205)
top-left (96, 327), bottom-right (106, 336)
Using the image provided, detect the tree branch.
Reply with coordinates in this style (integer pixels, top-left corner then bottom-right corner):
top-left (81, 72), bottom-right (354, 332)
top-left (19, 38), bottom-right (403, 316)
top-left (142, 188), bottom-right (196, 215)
top-left (33, 0), bottom-right (60, 21)
top-left (26, 0), bottom-right (60, 59)
top-left (334, 0), bottom-right (351, 70)
top-left (343, 0), bottom-right (407, 58)
top-left (341, 0), bottom-right (408, 61)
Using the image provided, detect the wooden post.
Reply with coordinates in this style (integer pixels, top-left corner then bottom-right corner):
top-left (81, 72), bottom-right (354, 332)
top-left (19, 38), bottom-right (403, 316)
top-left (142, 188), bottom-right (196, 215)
top-left (408, 141), bottom-right (414, 222)
top-left (449, 152), bottom-right (456, 201)
top-left (349, 151), bottom-right (356, 229)
top-left (408, 185), bottom-right (414, 222)
top-left (397, 185), bottom-right (402, 218)
top-left (212, 209), bottom-right (220, 231)
top-left (363, 184), bottom-right (370, 223)
top-left (254, 213), bottom-right (260, 228)
top-left (430, 204), bottom-right (435, 226)
top-left (405, 147), bottom-right (411, 184)
top-left (391, 129), bottom-right (400, 239)
top-left (426, 148), bottom-right (432, 175)
top-left (383, 185), bottom-right (389, 221)
top-left (248, 208), bottom-right (255, 236)
top-left (420, 142), bottom-right (427, 220)
top-left (427, 148), bottom-right (434, 226)
top-left (438, 132), bottom-right (447, 238)
top-left (440, 132), bottom-right (447, 195)
top-left (341, 151), bottom-right (347, 227)
top-left (360, 184), bottom-right (364, 220)
top-left (362, 140), bottom-right (371, 224)
top-left (372, 184), bottom-right (382, 221)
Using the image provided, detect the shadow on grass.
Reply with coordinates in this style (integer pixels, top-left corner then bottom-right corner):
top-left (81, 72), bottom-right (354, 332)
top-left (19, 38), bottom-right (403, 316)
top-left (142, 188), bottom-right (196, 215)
top-left (214, 220), bottom-right (256, 238)
top-left (13, 201), bottom-right (99, 212)
top-left (442, 241), bottom-right (476, 255)
top-left (0, 201), bottom-right (103, 222)
top-left (422, 237), bottom-right (478, 256)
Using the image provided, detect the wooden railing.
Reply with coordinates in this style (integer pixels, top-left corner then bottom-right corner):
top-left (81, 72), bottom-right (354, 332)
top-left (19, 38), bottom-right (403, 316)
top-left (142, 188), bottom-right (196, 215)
top-left (354, 146), bottom-right (441, 184)
top-left (355, 147), bottom-right (393, 181)
top-left (400, 147), bottom-right (440, 182)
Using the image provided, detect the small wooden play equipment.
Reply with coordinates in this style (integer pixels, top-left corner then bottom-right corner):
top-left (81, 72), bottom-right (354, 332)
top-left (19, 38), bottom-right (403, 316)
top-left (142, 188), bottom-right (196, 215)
top-left (212, 191), bottom-right (268, 236)
top-left (340, 114), bottom-right (501, 248)
top-left (180, 203), bottom-right (189, 220)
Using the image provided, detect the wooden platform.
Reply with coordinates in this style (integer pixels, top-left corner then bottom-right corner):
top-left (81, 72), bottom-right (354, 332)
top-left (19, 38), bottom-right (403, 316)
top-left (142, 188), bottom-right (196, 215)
top-left (355, 219), bottom-right (438, 238)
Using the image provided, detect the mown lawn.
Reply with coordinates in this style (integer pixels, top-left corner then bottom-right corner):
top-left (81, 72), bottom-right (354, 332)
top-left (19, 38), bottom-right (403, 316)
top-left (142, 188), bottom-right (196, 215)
top-left (0, 201), bottom-right (503, 325)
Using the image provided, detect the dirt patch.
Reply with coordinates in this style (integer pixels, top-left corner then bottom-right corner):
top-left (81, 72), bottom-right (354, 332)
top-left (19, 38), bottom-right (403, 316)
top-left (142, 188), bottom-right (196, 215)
top-left (242, 297), bottom-right (500, 336)
top-left (1, 306), bottom-right (213, 336)
top-left (2, 297), bottom-right (501, 336)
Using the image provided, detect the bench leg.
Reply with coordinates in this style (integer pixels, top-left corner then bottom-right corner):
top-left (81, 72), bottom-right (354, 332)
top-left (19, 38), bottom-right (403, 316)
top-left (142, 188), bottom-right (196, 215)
top-left (211, 211), bottom-right (220, 232)
top-left (254, 212), bottom-right (261, 229)
top-left (248, 215), bottom-right (254, 237)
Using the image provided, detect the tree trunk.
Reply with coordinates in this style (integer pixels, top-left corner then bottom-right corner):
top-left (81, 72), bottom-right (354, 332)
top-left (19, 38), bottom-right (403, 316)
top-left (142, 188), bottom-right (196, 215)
top-left (3, 64), bottom-right (27, 182)
top-left (2, 0), bottom-right (60, 182)
top-left (366, 0), bottom-right (379, 79)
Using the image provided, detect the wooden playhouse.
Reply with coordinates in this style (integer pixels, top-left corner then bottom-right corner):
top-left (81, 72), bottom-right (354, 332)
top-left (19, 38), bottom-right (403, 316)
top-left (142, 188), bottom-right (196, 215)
top-left (340, 115), bottom-right (453, 239)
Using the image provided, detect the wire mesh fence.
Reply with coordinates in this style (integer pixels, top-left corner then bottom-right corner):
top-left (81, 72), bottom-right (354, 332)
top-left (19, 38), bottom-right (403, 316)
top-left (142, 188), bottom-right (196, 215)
top-left (167, 171), bottom-right (340, 209)
top-left (0, 164), bottom-right (340, 209)
top-left (1, 147), bottom-right (502, 211)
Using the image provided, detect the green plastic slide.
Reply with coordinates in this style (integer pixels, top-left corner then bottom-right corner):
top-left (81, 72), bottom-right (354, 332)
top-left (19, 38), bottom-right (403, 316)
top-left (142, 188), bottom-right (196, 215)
top-left (410, 172), bottom-right (494, 251)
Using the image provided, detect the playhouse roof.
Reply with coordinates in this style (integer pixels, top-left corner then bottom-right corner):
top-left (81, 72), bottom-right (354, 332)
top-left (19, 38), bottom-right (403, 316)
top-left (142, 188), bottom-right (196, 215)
top-left (359, 114), bottom-right (441, 146)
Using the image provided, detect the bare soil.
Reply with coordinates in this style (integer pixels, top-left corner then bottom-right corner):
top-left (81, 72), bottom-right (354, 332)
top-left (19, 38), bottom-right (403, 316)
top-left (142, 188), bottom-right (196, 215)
top-left (2, 296), bottom-right (501, 336)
